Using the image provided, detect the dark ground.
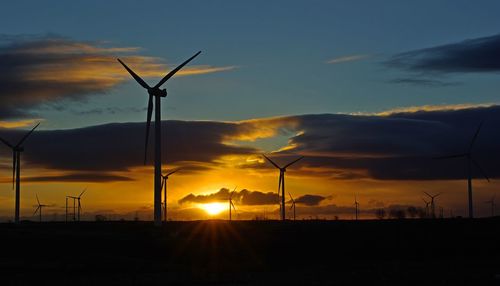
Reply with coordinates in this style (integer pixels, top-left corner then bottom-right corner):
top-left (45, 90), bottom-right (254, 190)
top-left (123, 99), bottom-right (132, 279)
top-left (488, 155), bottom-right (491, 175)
top-left (0, 219), bottom-right (499, 285)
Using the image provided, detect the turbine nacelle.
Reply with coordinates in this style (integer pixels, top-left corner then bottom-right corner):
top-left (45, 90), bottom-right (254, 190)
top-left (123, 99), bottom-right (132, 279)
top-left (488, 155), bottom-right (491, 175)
top-left (148, 88), bottom-right (167, 98)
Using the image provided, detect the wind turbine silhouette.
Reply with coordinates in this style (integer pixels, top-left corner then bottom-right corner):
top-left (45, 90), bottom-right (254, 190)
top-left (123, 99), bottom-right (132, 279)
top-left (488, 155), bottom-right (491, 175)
top-left (263, 154), bottom-right (304, 221)
top-left (484, 195), bottom-right (496, 217)
top-left (118, 51), bottom-right (201, 226)
top-left (228, 186), bottom-right (237, 221)
top-left (33, 194), bottom-right (47, 222)
top-left (354, 195), bottom-right (360, 220)
top-left (0, 123), bottom-right (40, 223)
top-left (423, 192), bottom-right (441, 219)
top-left (67, 188), bottom-right (86, 221)
top-left (435, 121), bottom-right (489, 218)
top-left (422, 198), bottom-right (430, 218)
top-left (160, 168), bottom-right (180, 222)
top-left (288, 192), bottom-right (296, 221)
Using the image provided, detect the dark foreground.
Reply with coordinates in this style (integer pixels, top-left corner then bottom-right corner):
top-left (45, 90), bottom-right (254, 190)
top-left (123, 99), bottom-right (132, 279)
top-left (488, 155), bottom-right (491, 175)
top-left (1, 219), bottom-right (499, 286)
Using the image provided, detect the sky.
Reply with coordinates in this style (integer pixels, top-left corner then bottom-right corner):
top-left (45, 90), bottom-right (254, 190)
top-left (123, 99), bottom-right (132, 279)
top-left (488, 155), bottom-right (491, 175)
top-left (0, 1), bottom-right (499, 221)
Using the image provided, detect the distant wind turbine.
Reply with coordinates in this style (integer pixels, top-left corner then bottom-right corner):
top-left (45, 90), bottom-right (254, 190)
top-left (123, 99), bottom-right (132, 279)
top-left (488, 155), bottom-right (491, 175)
top-left (484, 195), bottom-right (496, 217)
top-left (33, 194), bottom-right (47, 222)
top-left (160, 168), bottom-right (180, 222)
top-left (228, 186), bottom-right (237, 221)
top-left (118, 51), bottom-right (201, 226)
top-left (354, 194), bottom-right (360, 220)
top-left (0, 123), bottom-right (40, 223)
top-left (423, 192), bottom-right (441, 219)
top-left (263, 154), bottom-right (304, 221)
top-left (67, 188), bottom-right (87, 222)
top-left (435, 121), bottom-right (490, 218)
top-left (288, 192), bottom-right (296, 221)
top-left (422, 198), bottom-right (430, 218)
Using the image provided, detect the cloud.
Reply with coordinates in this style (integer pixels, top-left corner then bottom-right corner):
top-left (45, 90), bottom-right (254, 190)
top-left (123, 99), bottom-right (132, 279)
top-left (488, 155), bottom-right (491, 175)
top-left (293, 194), bottom-right (326, 206)
top-left (0, 34), bottom-right (233, 119)
top-left (386, 34), bottom-right (500, 73)
top-left (387, 78), bottom-right (459, 87)
top-left (178, 188), bottom-right (279, 205)
top-left (327, 54), bottom-right (369, 64)
top-left (21, 173), bottom-right (133, 183)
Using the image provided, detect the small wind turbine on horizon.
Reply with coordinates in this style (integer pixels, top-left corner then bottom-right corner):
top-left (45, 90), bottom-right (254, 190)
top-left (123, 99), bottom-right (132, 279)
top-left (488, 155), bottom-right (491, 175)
top-left (118, 51), bottom-right (201, 226)
top-left (66, 188), bottom-right (87, 222)
top-left (288, 192), bottom-right (296, 221)
top-left (0, 123), bottom-right (40, 223)
top-left (423, 192), bottom-right (441, 219)
top-left (354, 194), bottom-right (360, 220)
top-left (160, 168), bottom-right (180, 222)
top-left (228, 186), bottom-right (237, 221)
top-left (33, 194), bottom-right (48, 222)
top-left (263, 154), bottom-right (304, 221)
top-left (422, 198), bottom-right (430, 218)
top-left (484, 195), bottom-right (496, 217)
top-left (435, 121), bottom-right (490, 219)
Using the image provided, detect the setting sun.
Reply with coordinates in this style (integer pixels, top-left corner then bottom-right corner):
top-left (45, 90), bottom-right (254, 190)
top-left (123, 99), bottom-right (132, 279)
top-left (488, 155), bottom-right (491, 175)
top-left (199, 203), bottom-right (227, 216)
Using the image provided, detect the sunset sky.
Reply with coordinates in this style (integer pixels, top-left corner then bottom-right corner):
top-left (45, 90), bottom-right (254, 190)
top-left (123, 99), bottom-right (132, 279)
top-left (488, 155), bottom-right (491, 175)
top-left (0, 1), bottom-right (499, 220)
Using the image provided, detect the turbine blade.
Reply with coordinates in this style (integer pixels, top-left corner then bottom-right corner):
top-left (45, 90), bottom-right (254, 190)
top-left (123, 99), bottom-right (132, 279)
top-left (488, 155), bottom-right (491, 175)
top-left (263, 154), bottom-right (280, 169)
top-left (288, 192), bottom-right (294, 203)
top-left (144, 95), bottom-right (153, 165)
top-left (154, 51), bottom-right (201, 89)
top-left (284, 156), bottom-right (304, 169)
top-left (471, 158), bottom-right (490, 182)
top-left (79, 188), bottom-right (87, 198)
top-left (433, 153), bottom-right (468, 160)
top-left (423, 191), bottom-right (431, 198)
top-left (160, 178), bottom-right (164, 191)
top-left (117, 58), bottom-right (150, 89)
top-left (469, 120), bottom-right (484, 152)
top-left (36, 194), bottom-right (40, 205)
top-left (16, 123), bottom-right (40, 147)
top-left (33, 206), bottom-right (40, 216)
top-left (277, 172), bottom-right (282, 195)
top-left (0, 136), bottom-right (13, 148)
top-left (231, 201), bottom-right (236, 210)
top-left (166, 168), bottom-right (181, 177)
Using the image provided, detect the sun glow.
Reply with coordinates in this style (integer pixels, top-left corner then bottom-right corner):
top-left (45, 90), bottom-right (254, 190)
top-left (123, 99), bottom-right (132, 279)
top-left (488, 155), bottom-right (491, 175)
top-left (199, 203), bottom-right (226, 215)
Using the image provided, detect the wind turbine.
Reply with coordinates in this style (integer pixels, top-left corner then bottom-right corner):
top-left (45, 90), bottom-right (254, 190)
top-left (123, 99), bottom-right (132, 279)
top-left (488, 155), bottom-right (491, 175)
top-left (228, 186), bottom-right (237, 221)
top-left (160, 168), bottom-right (180, 222)
top-left (288, 192), bottom-right (296, 221)
top-left (263, 154), bottom-right (304, 221)
top-left (423, 192), bottom-right (441, 219)
top-left (33, 194), bottom-right (47, 222)
top-left (484, 195), bottom-right (496, 217)
top-left (0, 123), bottom-right (40, 223)
top-left (67, 188), bottom-right (86, 221)
top-left (118, 51), bottom-right (201, 226)
top-left (422, 198), bottom-right (430, 218)
top-left (435, 121), bottom-right (489, 218)
top-left (354, 194), bottom-right (360, 220)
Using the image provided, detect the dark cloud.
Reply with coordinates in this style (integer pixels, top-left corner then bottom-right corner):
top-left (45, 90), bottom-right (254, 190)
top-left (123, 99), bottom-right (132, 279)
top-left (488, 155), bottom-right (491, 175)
top-left (294, 194), bottom-right (326, 206)
top-left (23, 173), bottom-right (133, 183)
top-left (386, 34), bottom-right (500, 73)
top-left (388, 78), bottom-right (459, 87)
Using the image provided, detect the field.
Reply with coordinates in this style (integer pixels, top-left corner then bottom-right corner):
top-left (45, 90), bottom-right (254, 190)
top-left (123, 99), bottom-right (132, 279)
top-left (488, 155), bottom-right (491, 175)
top-left (1, 219), bottom-right (499, 285)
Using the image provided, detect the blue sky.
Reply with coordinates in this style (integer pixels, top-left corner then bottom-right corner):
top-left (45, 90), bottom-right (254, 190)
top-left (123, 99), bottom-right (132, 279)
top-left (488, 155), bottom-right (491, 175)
top-left (1, 0), bottom-right (500, 129)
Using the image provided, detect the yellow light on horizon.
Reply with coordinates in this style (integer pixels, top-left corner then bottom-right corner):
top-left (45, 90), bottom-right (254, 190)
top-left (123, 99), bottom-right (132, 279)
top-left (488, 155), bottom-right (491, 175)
top-left (199, 203), bottom-right (226, 216)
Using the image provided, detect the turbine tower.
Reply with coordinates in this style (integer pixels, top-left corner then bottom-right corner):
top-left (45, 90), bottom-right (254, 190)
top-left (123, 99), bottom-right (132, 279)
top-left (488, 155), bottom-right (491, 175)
top-left (354, 194), bottom-right (360, 220)
top-left (263, 154), bottom-right (303, 221)
top-left (118, 51), bottom-right (201, 226)
top-left (288, 192), bottom-right (296, 221)
top-left (0, 123), bottom-right (40, 223)
top-left (228, 186), bottom-right (236, 221)
top-left (423, 192), bottom-right (441, 219)
top-left (422, 198), bottom-right (430, 218)
top-left (33, 194), bottom-right (47, 222)
top-left (435, 121), bottom-right (489, 218)
top-left (484, 195), bottom-right (496, 217)
top-left (160, 168), bottom-right (180, 222)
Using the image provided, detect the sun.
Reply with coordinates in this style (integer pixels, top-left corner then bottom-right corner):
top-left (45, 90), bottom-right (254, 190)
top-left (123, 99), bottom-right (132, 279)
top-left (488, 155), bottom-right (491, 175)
top-left (200, 203), bottom-right (226, 216)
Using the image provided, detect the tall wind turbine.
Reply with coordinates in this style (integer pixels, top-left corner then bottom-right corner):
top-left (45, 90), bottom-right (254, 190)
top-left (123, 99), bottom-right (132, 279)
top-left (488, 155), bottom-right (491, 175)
top-left (423, 192), bottom-right (441, 219)
top-left (0, 123), bottom-right (40, 223)
top-left (288, 192), bottom-right (296, 221)
top-left (228, 186), bottom-right (237, 221)
top-left (354, 194), bottom-right (360, 220)
top-left (160, 168), bottom-right (180, 222)
top-left (263, 154), bottom-right (304, 221)
top-left (118, 51), bottom-right (201, 226)
top-left (67, 188), bottom-right (86, 221)
top-left (435, 121), bottom-right (489, 218)
top-left (422, 198), bottom-right (430, 218)
top-left (33, 194), bottom-right (47, 222)
top-left (484, 195), bottom-right (496, 217)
